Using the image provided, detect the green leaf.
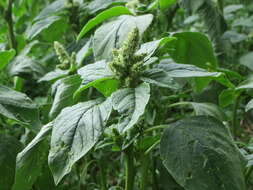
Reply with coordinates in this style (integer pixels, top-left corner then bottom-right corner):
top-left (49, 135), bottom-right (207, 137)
top-left (93, 14), bottom-right (153, 60)
top-left (86, 0), bottom-right (127, 14)
top-left (219, 89), bottom-right (237, 107)
top-left (0, 85), bottom-right (41, 131)
top-left (236, 79), bottom-right (253, 90)
top-left (77, 6), bottom-right (132, 40)
top-left (12, 123), bottom-right (52, 190)
top-left (0, 49), bottom-right (16, 70)
top-left (49, 75), bottom-right (82, 119)
top-left (111, 83), bottom-right (150, 133)
top-left (34, 0), bottom-right (66, 21)
top-left (75, 60), bottom-right (118, 98)
top-left (48, 98), bottom-right (112, 184)
top-left (159, 0), bottom-right (177, 10)
top-left (239, 52), bottom-right (253, 71)
top-left (26, 16), bottom-right (61, 40)
top-left (136, 37), bottom-right (176, 61)
top-left (0, 134), bottom-right (22, 190)
top-left (245, 99), bottom-right (253, 112)
top-left (169, 102), bottom-right (227, 121)
top-left (167, 32), bottom-right (218, 68)
top-left (160, 116), bottom-right (246, 190)
top-left (38, 69), bottom-right (69, 83)
top-left (141, 68), bottom-right (181, 89)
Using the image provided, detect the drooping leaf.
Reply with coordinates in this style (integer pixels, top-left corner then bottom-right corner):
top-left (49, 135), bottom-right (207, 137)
top-left (111, 83), bottom-right (150, 133)
top-left (0, 49), bottom-right (16, 70)
top-left (48, 98), bottom-right (112, 184)
top-left (0, 134), bottom-right (22, 190)
top-left (166, 32), bottom-right (218, 68)
top-left (26, 16), bottom-right (61, 40)
top-left (169, 102), bottom-right (227, 121)
top-left (12, 123), bottom-right (52, 190)
top-left (141, 68), bottom-right (181, 89)
top-left (77, 6), bottom-right (132, 40)
top-left (49, 75), bottom-right (82, 119)
top-left (93, 14), bottom-right (153, 60)
top-left (0, 85), bottom-right (41, 131)
top-left (160, 116), bottom-right (246, 190)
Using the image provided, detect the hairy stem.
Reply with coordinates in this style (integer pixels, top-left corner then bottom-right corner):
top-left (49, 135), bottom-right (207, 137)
top-left (124, 145), bottom-right (135, 190)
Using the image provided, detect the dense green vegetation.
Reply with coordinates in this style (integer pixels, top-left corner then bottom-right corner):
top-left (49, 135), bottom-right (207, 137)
top-left (1, 0), bottom-right (253, 189)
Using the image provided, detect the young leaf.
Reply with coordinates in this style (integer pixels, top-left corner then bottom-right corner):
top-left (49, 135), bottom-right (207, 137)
top-left (38, 69), bottom-right (69, 82)
top-left (0, 49), bottom-right (16, 70)
top-left (111, 83), bottom-right (150, 133)
top-left (245, 99), bottom-right (253, 112)
top-left (93, 14), bottom-right (153, 60)
top-left (160, 116), bottom-right (246, 190)
top-left (77, 6), bottom-right (132, 40)
top-left (0, 134), bottom-right (22, 190)
top-left (48, 98), bottom-right (112, 184)
top-left (12, 123), bottom-right (52, 190)
top-left (49, 75), bottom-right (82, 119)
top-left (86, 0), bottom-right (127, 14)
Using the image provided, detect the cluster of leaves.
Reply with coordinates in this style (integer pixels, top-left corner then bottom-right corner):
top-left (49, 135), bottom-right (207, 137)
top-left (1, 0), bottom-right (253, 190)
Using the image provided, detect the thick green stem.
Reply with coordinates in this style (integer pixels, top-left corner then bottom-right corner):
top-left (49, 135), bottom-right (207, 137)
top-left (232, 95), bottom-right (240, 137)
top-left (4, 0), bottom-right (17, 50)
top-left (124, 145), bottom-right (135, 190)
top-left (98, 159), bottom-right (107, 190)
top-left (140, 154), bottom-right (149, 190)
top-left (217, 0), bottom-right (224, 15)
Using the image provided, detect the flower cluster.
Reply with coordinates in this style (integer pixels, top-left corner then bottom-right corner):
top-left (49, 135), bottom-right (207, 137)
top-left (109, 28), bottom-right (146, 88)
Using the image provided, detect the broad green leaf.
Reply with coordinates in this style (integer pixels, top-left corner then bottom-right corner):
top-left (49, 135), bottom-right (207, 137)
top-left (219, 89), bottom-right (237, 107)
top-left (224, 4), bottom-right (243, 14)
top-left (157, 61), bottom-right (220, 78)
top-left (136, 37), bottom-right (176, 61)
top-left (0, 134), bottom-right (22, 190)
top-left (181, 0), bottom-right (205, 13)
top-left (0, 85), bottom-right (41, 131)
top-left (49, 98), bottom-right (112, 184)
top-left (76, 38), bottom-right (93, 66)
top-left (49, 75), bottom-right (82, 119)
top-left (245, 99), bottom-right (253, 112)
top-left (34, 0), bottom-right (66, 21)
top-left (159, 0), bottom-right (177, 10)
top-left (94, 79), bottom-right (120, 97)
top-left (111, 83), bottom-right (150, 133)
top-left (141, 68), bottom-right (181, 89)
top-left (26, 16), bottom-right (61, 40)
top-left (167, 32), bottom-right (218, 68)
top-left (77, 6), bottom-right (132, 40)
top-left (86, 0), bottom-right (127, 14)
top-left (12, 123), bottom-right (52, 190)
top-left (38, 69), bottom-right (69, 82)
top-left (160, 116), bottom-right (246, 190)
top-left (75, 60), bottom-right (118, 98)
top-left (239, 52), bottom-right (253, 71)
top-left (236, 79), bottom-right (253, 90)
top-left (8, 41), bottom-right (46, 79)
top-left (222, 31), bottom-right (247, 44)
top-left (0, 49), bottom-right (16, 70)
top-left (169, 102), bottom-right (227, 121)
top-left (93, 14), bottom-right (153, 60)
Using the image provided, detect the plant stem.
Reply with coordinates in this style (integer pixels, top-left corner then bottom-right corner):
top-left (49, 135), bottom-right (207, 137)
top-left (140, 154), bottom-right (149, 190)
top-left (232, 95), bottom-right (240, 137)
top-left (217, 0), bottom-right (224, 15)
top-left (124, 145), bottom-right (135, 190)
top-left (4, 0), bottom-right (17, 50)
top-left (245, 166), bottom-right (253, 182)
top-left (98, 159), bottom-right (107, 190)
